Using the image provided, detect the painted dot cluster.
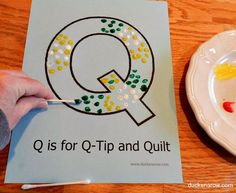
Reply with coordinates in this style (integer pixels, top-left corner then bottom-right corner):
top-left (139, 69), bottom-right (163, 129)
top-left (129, 42), bottom-right (150, 64)
top-left (47, 18), bottom-right (153, 115)
top-left (75, 94), bottom-right (105, 114)
top-left (100, 19), bottom-right (124, 34)
top-left (101, 73), bottom-right (123, 112)
top-left (100, 18), bottom-right (151, 65)
top-left (101, 73), bottom-right (120, 91)
top-left (125, 69), bottom-right (148, 92)
top-left (103, 95), bottom-right (120, 112)
top-left (118, 28), bottom-right (150, 64)
top-left (117, 83), bottom-right (141, 106)
top-left (47, 34), bottom-right (74, 74)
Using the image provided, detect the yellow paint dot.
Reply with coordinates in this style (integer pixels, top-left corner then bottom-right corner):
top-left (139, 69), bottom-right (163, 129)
top-left (140, 42), bottom-right (145, 47)
top-left (128, 26), bottom-right (133, 31)
top-left (137, 54), bottom-right (141, 59)
top-left (101, 78), bottom-right (109, 84)
top-left (132, 35), bottom-right (138, 40)
top-left (57, 66), bottom-right (63, 71)
top-left (110, 74), bottom-right (116, 78)
top-left (68, 40), bottom-right (74, 45)
top-left (109, 85), bottom-right (115, 90)
top-left (104, 102), bottom-right (109, 108)
top-left (56, 35), bottom-right (63, 41)
top-left (116, 105), bottom-right (121, 111)
top-left (64, 49), bottom-right (70, 55)
top-left (55, 60), bottom-right (61, 65)
top-left (106, 96), bottom-right (111, 100)
top-left (138, 47), bottom-right (143, 52)
top-left (107, 107), bottom-right (112, 112)
top-left (49, 69), bottom-right (55, 74)
top-left (110, 101), bottom-right (115, 106)
top-left (122, 37), bottom-right (128, 42)
top-left (130, 49), bottom-right (135, 54)
top-left (132, 54), bottom-right (141, 60)
top-left (63, 35), bottom-right (68, 39)
top-left (53, 48), bottom-right (58, 52)
top-left (59, 39), bottom-right (66, 45)
top-left (64, 61), bottom-right (69, 66)
top-left (114, 78), bottom-right (120, 84)
top-left (141, 58), bottom-right (147, 64)
top-left (144, 48), bottom-right (150, 52)
top-left (145, 53), bottom-right (149, 58)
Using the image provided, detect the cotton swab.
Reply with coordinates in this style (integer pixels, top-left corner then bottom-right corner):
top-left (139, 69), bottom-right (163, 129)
top-left (21, 179), bottom-right (91, 190)
top-left (47, 99), bottom-right (82, 105)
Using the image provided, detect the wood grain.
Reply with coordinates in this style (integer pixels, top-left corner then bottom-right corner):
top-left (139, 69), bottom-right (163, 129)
top-left (0, 0), bottom-right (235, 192)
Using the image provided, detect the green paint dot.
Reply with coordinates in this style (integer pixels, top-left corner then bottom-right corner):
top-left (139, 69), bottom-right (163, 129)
top-left (75, 99), bottom-right (82, 104)
top-left (119, 23), bottom-right (124, 27)
top-left (133, 79), bottom-right (139, 84)
top-left (126, 81), bottom-right (132, 85)
top-left (105, 30), bottom-right (109, 33)
top-left (111, 20), bottom-right (116, 24)
top-left (84, 100), bottom-right (90, 104)
top-left (90, 95), bottom-right (94, 99)
top-left (101, 28), bottom-right (106, 32)
top-left (94, 102), bottom-right (100, 107)
top-left (108, 80), bottom-right (114, 84)
top-left (85, 107), bottom-right (91, 112)
top-left (132, 69), bottom-right (137, 73)
top-left (131, 84), bottom-right (136, 88)
top-left (108, 24), bottom-right (113, 28)
top-left (140, 85), bottom-right (148, 92)
top-left (98, 95), bottom-right (104, 99)
top-left (110, 29), bottom-right (115, 33)
top-left (116, 28), bottom-right (121, 31)
top-left (82, 95), bottom-right (89, 101)
top-left (97, 109), bottom-right (102, 114)
top-left (142, 79), bottom-right (148, 83)
top-left (101, 19), bottom-right (107, 23)
top-left (129, 74), bottom-right (135, 78)
top-left (136, 75), bottom-right (141, 79)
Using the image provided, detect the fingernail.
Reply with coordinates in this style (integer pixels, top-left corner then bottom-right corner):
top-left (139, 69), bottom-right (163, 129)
top-left (38, 100), bottom-right (48, 109)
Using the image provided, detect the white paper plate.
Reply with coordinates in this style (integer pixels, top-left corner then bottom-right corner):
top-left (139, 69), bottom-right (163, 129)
top-left (186, 30), bottom-right (236, 156)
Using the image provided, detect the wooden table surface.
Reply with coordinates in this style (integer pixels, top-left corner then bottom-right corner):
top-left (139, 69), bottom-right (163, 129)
top-left (0, 0), bottom-right (235, 192)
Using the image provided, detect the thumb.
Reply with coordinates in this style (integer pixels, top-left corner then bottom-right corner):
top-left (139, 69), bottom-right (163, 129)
top-left (9, 96), bottom-right (48, 130)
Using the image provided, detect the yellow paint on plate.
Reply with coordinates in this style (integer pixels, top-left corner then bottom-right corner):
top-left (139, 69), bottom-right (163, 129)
top-left (214, 63), bottom-right (236, 80)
